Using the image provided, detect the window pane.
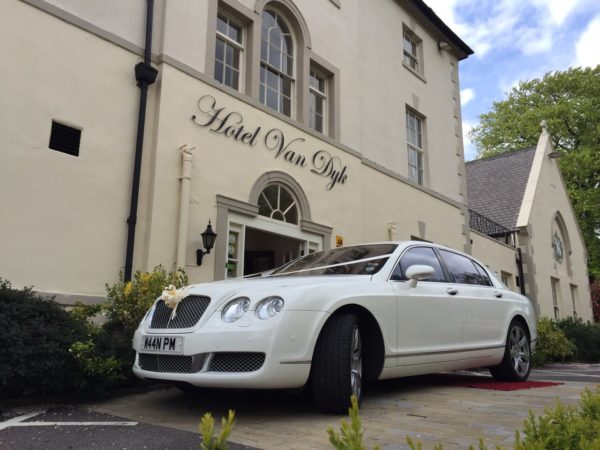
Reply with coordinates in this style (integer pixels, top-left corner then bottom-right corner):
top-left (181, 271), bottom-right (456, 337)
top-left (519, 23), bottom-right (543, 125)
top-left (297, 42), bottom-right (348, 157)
top-left (232, 70), bottom-right (239, 91)
top-left (224, 66), bottom-right (233, 87)
top-left (439, 250), bottom-right (483, 285)
top-left (396, 247), bottom-right (446, 282)
top-left (217, 14), bottom-right (228, 35)
top-left (228, 22), bottom-right (241, 44)
top-left (315, 113), bottom-right (323, 133)
top-left (282, 96), bottom-right (291, 116)
top-left (259, 84), bottom-right (265, 103)
top-left (225, 44), bottom-right (234, 66)
top-left (268, 44), bottom-right (280, 68)
top-left (267, 88), bottom-right (279, 110)
top-left (215, 38), bottom-right (225, 62)
top-left (266, 69), bottom-right (278, 89)
top-left (214, 61), bottom-right (224, 82)
top-left (261, 39), bottom-right (268, 60)
top-left (473, 262), bottom-right (493, 286)
top-left (282, 77), bottom-right (291, 96)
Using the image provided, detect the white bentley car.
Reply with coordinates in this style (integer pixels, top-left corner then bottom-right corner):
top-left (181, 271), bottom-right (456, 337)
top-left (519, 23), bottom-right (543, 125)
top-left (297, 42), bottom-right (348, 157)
top-left (132, 242), bottom-right (536, 413)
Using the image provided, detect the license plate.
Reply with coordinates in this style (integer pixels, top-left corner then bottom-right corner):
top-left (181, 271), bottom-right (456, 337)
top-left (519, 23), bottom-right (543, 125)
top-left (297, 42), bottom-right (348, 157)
top-left (142, 335), bottom-right (183, 354)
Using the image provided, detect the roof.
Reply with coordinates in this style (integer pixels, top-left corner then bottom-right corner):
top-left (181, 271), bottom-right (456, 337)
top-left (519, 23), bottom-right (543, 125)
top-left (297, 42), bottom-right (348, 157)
top-left (465, 147), bottom-right (536, 230)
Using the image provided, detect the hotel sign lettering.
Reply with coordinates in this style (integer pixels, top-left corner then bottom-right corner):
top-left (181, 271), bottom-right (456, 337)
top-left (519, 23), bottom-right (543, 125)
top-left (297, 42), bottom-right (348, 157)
top-left (191, 95), bottom-right (348, 190)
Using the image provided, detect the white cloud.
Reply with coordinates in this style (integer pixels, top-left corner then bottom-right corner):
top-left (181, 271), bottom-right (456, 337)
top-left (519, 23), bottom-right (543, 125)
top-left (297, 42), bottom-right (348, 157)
top-left (461, 88), bottom-right (476, 106)
top-left (518, 28), bottom-right (553, 55)
top-left (575, 16), bottom-right (600, 67)
top-left (531, 0), bottom-right (579, 25)
top-left (462, 120), bottom-right (478, 161)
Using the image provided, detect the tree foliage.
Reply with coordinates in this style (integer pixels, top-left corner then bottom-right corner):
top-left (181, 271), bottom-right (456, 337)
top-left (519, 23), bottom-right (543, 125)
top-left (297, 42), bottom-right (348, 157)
top-left (470, 66), bottom-right (600, 278)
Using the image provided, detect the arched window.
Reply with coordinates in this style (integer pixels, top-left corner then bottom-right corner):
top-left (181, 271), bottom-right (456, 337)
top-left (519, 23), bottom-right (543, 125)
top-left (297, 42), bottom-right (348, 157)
top-left (257, 184), bottom-right (298, 224)
top-left (260, 8), bottom-right (294, 116)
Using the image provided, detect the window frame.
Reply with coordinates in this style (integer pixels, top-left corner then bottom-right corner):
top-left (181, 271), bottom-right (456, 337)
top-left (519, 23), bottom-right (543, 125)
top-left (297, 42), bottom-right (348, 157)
top-left (259, 7), bottom-right (296, 118)
top-left (214, 11), bottom-right (245, 91)
top-left (406, 108), bottom-right (425, 185)
top-left (402, 26), bottom-right (424, 79)
top-left (308, 65), bottom-right (328, 134)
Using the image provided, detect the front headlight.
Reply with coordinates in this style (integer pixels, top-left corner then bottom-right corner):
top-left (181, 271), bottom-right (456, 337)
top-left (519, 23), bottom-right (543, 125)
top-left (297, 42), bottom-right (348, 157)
top-left (255, 296), bottom-right (284, 320)
top-left (221, 297), bottom-right (251, 322)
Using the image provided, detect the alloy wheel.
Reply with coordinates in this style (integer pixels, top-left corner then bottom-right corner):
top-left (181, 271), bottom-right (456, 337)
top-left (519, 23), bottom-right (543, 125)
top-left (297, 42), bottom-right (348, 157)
top-left (509, 325), bottom-right (530, 377)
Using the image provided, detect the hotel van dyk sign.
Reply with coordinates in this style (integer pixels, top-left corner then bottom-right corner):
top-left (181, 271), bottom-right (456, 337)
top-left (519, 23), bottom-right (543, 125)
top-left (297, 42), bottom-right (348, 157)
top-left (191, 95), bottom-right (348, 190)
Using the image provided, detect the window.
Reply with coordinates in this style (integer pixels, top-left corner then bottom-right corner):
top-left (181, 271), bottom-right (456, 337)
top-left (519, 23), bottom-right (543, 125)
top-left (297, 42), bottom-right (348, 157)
top-left (570, 284), bottom-right (578, 318)
top-left (392, 246), bottom-right (446, 282)
top-left (403, 28), bottom-right (422, 74)
top-left (439, 250), bottom-right (484, 285)
top-left (257, 184), bottom-right (298, 224)
top-left (406, 109), bottom-right (424, 184)
top-left (472, 261), bottom-right (493, 287)
top-left (215, 12), bottom-right (243, 90)
top-left (551, 278), bottom-right (560, 319)
top-left (501, 272), bottom-right (512, 288)
top-left (309, 68), bottom-right (327, 133)
top-left (260, 8), bottom-right (294, 116)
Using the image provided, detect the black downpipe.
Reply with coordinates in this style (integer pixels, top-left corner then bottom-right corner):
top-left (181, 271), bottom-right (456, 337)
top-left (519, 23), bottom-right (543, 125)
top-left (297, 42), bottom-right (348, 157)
top-left (516, 248), bottom-right (526, 296)
top-left (124, 0), bottom-right (158, 282)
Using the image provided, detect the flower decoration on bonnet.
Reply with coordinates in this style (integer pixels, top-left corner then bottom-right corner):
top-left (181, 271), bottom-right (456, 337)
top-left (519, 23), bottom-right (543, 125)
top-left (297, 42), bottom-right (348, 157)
top-left (160, 284), bottom-right (188, 320)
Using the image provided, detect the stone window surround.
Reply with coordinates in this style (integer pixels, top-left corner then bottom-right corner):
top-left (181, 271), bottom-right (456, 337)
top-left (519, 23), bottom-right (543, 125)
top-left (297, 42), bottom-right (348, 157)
top-left (402, 23), bottom-right (425, 82)
top-left (405, 106), bottom-right (429, 187)
top-left (205, 0), bottom-right (340, 139)
top-left (213, 171), bottom-right (333, 280)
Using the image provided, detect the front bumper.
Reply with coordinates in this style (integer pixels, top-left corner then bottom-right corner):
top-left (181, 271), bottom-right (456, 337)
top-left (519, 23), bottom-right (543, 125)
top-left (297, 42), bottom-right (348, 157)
top-left (132, 310), bottom-right (326, 389)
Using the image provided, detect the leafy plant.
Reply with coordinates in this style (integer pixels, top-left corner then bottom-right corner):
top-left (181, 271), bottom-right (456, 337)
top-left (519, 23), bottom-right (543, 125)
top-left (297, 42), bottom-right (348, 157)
top-left (0, 278), bottom-right (88, 398)
top-left (532, 317), bottom-right (574, 366)
top-left (328, 396), bottom-right (381, 450)
top-left (199, 410), bottom-right (236, 450)
top-left (513, 386), bottom-right (600, 449)
top-left (556, 317), bottom-right (600, 363)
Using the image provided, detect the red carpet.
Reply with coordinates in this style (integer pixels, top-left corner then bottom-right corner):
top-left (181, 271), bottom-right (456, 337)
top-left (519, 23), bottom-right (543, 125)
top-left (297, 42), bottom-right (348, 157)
top-left (451, 376), bottom-right (563, 391)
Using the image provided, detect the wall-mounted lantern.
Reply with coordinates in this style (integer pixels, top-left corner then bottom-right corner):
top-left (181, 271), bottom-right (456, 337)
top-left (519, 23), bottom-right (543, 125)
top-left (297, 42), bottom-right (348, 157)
top-left (196, 220), bottom-right (217, 266)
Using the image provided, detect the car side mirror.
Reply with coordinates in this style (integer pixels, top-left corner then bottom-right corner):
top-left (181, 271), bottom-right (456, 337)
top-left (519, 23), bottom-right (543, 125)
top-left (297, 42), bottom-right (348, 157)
top-left (405, 264), bottom-right (435, 288)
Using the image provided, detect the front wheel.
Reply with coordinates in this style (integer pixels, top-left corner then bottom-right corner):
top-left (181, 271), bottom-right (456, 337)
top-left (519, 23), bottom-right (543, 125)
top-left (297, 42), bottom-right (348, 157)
top-left (311, 313), bottom-right (363, 413)
top-left (489, 320), bottom-right (531, 381)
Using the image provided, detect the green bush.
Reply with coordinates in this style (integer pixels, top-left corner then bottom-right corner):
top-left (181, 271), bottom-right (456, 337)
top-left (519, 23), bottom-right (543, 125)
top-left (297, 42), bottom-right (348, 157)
top-left (0, 279), bottom-right (88, 398)
top-left (556, 317), bottom-right (600, 363)
top-left (532, 317), bottom-right (575, 366)
top-left (513, 386), bottom-right (600, 449)
top-left (73, 265), bottom-right (189, 389)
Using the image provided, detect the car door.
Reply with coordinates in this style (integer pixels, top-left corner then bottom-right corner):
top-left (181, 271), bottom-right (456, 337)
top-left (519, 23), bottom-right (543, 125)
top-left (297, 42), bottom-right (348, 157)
top-left (437, 250), bottom-right (507, 348)
top-left (390, 246), bottom-right (465, 366)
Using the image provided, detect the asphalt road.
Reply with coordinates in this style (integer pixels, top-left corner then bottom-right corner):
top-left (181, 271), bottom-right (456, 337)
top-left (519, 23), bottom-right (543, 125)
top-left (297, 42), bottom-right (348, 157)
top-left (0, 407), bottom-right (257, 450)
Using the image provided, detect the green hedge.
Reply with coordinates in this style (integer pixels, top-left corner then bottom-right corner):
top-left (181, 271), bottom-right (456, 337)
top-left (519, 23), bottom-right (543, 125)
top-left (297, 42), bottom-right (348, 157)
top-left (556, 317), bottom-right (600, 363)
top-left (0, 279), bottom-right (88, 398)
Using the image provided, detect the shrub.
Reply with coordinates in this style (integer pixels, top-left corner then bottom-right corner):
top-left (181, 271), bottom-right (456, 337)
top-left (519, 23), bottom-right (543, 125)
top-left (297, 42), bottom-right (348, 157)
top-left (0, 279), bottom-right (88, 398)
top-left (532, 317), bottom-right (574, 366)
top-left (556, 317), bottom-right (600, 363)
top-left (513, 386), bottom-right (600, 449)
top-left (590, 279), bottom-right (600, 323)
top-left (328, 396), bottom-right (381, 450)
top-left (199, 410), bottom-right (236, 450)
top-left (73, 265), bottom-right (189, 389)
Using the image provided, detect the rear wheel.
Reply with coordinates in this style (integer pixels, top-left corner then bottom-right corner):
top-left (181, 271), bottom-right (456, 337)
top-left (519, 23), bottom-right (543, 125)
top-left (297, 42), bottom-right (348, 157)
top-left (489, 320), bottom-right (531, 381)
top-left (311, 313), bottom-right (363, 413)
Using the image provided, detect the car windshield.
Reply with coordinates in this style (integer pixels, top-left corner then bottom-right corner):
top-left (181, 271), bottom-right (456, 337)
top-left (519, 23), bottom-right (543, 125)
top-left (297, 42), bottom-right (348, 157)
top-left (269, 244), bottom-right (397, 276)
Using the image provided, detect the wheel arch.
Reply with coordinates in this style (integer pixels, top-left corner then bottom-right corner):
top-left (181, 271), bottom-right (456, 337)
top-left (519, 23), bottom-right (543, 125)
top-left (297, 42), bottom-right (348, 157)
top-left (312, 304), bottom-right (385, 382)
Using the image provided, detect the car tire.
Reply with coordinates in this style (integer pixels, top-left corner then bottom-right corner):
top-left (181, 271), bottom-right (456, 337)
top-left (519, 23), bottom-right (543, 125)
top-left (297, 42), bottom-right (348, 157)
top-left (489, 319), bottom-right (531, 381)
top-left (311, 313), bottom-right (363, 414)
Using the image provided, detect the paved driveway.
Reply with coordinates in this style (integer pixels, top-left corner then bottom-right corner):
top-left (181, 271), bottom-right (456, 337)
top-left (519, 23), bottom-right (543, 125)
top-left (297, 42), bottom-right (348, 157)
top-left (84, 373), bottom-right (598, 450)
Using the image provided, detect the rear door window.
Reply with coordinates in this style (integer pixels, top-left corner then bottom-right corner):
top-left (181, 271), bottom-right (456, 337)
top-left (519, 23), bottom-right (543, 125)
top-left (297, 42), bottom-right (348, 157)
top-left (439, 250), bottom-right (484, 285)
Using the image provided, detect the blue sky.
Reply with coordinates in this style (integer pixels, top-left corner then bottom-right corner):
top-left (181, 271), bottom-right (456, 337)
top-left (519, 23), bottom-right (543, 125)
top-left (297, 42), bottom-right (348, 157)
top-left (425, 0), bottom-right (600, 160)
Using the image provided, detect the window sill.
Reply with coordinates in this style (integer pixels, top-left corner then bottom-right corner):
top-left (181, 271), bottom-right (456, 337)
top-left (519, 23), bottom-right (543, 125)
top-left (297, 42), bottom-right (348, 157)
top-left (402, 62), bottom-right (427, 83)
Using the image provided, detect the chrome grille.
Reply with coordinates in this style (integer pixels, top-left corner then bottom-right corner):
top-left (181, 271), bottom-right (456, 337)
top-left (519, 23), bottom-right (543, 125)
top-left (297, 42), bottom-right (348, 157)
top-left (149, 295), bottom-right (210, 329)
top-left (138, 354), bottom-right (193, 373)
top-left (208, 352), bottom-right (266, 372)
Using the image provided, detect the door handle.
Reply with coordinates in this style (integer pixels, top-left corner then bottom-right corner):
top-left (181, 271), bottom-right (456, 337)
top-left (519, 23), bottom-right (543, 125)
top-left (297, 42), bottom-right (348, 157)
top-left (446, 287), bottom-right (458, 296)
top-left (494, 291), bottom-right (503, 298)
